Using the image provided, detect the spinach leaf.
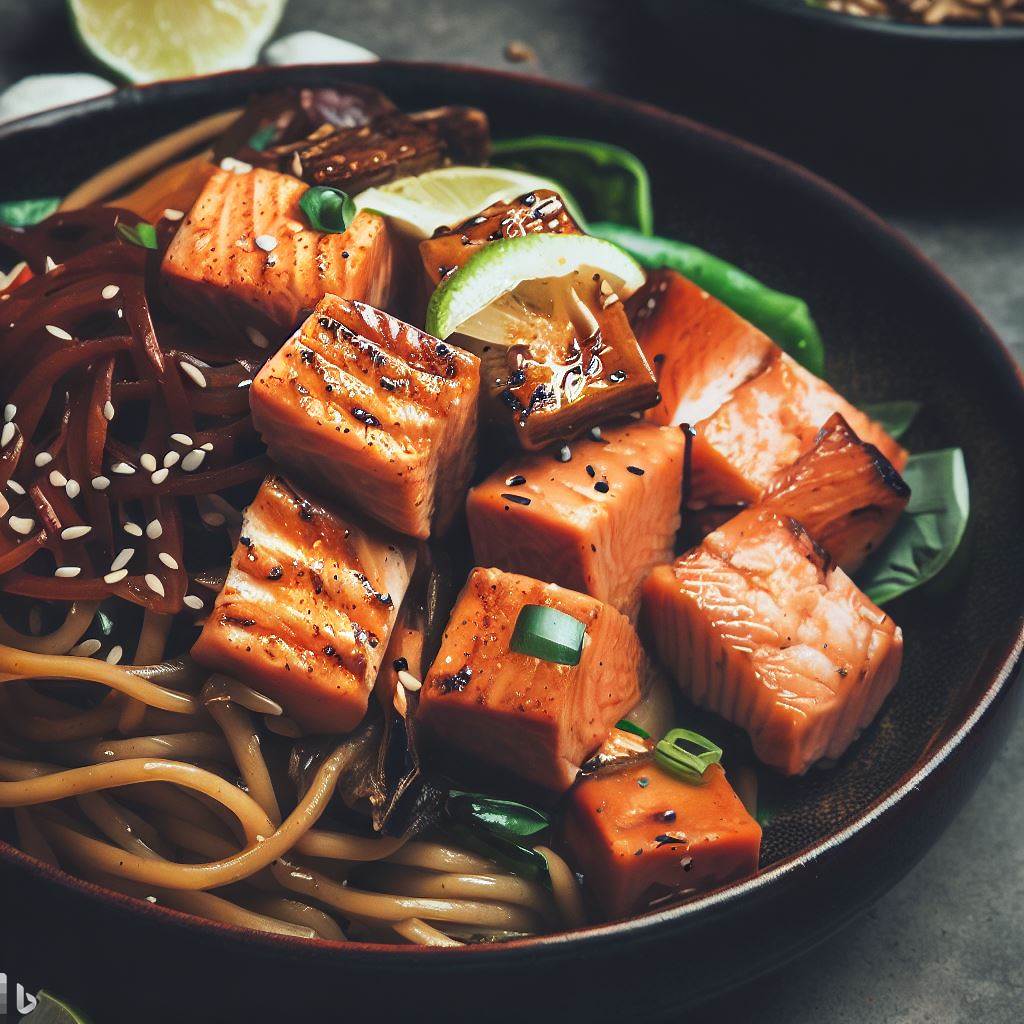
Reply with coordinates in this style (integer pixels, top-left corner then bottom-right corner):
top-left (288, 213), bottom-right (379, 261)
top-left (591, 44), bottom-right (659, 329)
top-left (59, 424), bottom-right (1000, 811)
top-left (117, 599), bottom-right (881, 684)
top-left (491, 135), bottom-right (652, 234)
top-left (591, 221), bottom-right (826, 376)
top-left (0, 197), bottom-right (60, 228)
top-left (862, 400), bottom-right (922, 441)
top-left (858, 448), bottom-right (969, 605)
top-left (300, 185), bottom-right (356, 233)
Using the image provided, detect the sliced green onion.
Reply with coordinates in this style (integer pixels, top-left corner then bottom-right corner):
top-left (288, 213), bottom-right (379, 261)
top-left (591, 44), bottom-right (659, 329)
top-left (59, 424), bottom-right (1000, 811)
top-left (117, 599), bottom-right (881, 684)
top-left (299, 185), bottom-right (356, 233)
top-left (116, 221), bottom-right (158, 250)
top-left (509, 604), bottom-right (586, 666)
top-left (654, 728), bottom-right (723, 782)
top-left (247, 124), bottom-right (277, 152)
top-left (615, 719), bottom-right (651, 740)
top-left (0, 197), bottom-right (60, 228)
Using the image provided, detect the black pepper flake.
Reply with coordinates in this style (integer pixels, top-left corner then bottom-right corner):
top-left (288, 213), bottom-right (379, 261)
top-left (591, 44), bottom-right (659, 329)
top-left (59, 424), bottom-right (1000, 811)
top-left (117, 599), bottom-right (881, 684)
top-left (594, 481), bottom-right (609, 494)
top-left (508, 369), bottom-right (526, 388)
top-left (505, 474), bottom-right (527, 487)
top-left (392, 657), bottom-right (408, 673)
top-left (239, 535), bottom-right (251, 547)
top-left (655, 809), bottom-right (676, 823)
top-left (585, 464), bottom-right (596, 478)
top-left (267, 566), bottom-right (283, 581)
top-left (436, 665), bottom-right (473, 694)
top-left (352, 407), bottom-right (381, 427)
top-left (638, 777), bottom-right (650, 788)
top-left (608, 369), bottom-right (627, 383)
top-left (653, 353), bottom-right (665, 364)
top-left (627, 465), bottom-right (645, 476)
top-left (655, 832), bottom-right (688, 847)
top-left (501, 492), bottom-right (532, 506)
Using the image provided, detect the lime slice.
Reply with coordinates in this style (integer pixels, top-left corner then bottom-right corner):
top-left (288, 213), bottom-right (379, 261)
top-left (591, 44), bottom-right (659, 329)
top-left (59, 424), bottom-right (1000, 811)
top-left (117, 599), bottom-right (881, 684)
top-left (69, 0), bottom-right (285, 83)
top-left (354, 165), bottom-right (588, 239)
top-left (425, 233), bottom-right (645, 342)
top-left (24, 990), bottom-right (92, 1023)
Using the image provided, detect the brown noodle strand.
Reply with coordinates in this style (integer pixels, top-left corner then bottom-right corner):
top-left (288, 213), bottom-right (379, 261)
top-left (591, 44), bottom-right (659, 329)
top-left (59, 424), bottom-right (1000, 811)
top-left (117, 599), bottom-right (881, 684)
top-left (118, 611), bottom-right (173, 733)
top-left (236, 893), bottom-right (347, 942)
top-left (392, 917), bottom-right (464, 947)
top-left (0, 602), bottom-right (100, 655)
top-left (13, 808), bottom-right (59, 867)
top-left (537, 846), bottom-right (588, 930)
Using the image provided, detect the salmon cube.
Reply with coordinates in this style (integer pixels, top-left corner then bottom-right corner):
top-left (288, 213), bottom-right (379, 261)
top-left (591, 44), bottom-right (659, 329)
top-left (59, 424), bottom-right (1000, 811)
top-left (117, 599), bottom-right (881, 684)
top-left (642, 508), bottom-right (903, 775)
top-left (761, 412), bottom-right (910, 572)
top-left (466, 421), bottom-right (685, 617)
top-left (250, 294), bottom-right (480, 539)
top-left (417, 567), bottom-right (643, 792)
top-left (564, 756), bottom-right (761, 918)
top-left (161, 167), bottom-right (396, 338)
top-left (192, 474), bottom-right (416, 734)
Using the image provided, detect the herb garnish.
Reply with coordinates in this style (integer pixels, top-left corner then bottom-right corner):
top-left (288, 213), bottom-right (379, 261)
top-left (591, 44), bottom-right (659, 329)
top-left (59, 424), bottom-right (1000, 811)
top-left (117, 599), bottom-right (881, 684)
top-left (654, 728), bottom-right (723, 783)
top-left (116, 221), bottom-right (159, 250)
top-left (509, 604), bottom-right (586, 666)
top-left (299, 185), bottom-right (356, 233)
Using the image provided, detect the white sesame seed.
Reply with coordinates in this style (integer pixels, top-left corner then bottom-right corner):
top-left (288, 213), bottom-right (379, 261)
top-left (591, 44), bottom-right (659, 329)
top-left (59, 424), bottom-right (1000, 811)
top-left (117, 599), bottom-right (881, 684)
top-left (237, 379), bottom-right (253, 389)
top-left (101, 284), bottom-right (120, 300)
top-left (60, 525), bottom-right (92, 541)
top-left (70, 638), bottom-right (101, 657)
top-left (254, 234), bottom-right (278, 253)
top-left (145, 895), bottom-right (158, 904)
top-left (3, 404), bottom-right (14, 423)
top-left (590, 427), bottom-right (603, 440)
top-left (7, 479), bottom-right (25, 495)
top-left (45, 324), bottom-right (72, 340)
top-left (163, 208), bottom-right (185, 221)
top-left (163, 451), bottom-right (180, 468)
top-left (150, 468), bottom-right (169, 485)
top-left (48, 470), bottom-right (67, 488)
top-left (54, 565), bottom-right (81, 578)
top-left (181, 449), bottom-right (206, 472)
top-left (34, 452), bottom-right (53, 467)
top-left (103, 568), bottom-right (128, 584)
top-left (105, 644), bottom-right (123, 664)
top-left (398, 670), bottom-right (422, 692)
top-left (145, 573), bottom-right (165, 597)
top-left (44, 256), bottom-right (58, 273)
top-left (200, 442), bottom-right (214, 452)
top-left (65, 479), bottom-right (80, 499)
top-left (183, 594), bottom-right (204, 610)
top-left (102, 401), bottom-right (115, 421)
top-left (8, 516), bottom-right (35, 536)
top-left (0, 494), bottom-right (7, 517)
top-left (158, 552), bottom-right (179, 570)
top-left (123, 521), bottom-right (143, 537)
top-left (110, 547), bottom-right (135, 572)
top-left (220, 157), bottom-right (253, 174)
top-left (246, 326), bottom-right (270, 349)
top-left (558, 445), bottom-right (572, 462)
top-left (179, 362), bottom-right (207, 388)
top-left (0, 422), bottom-right (14, 448)
top-left (170, 432), bottom-right (193, 446)
top-left (146, 519), bottom-right (163, 540)
top-left (291, 154), bottom-right (303, 177)
top-left (140, 453), bottom-right (157, 471)
top-left (91, 475), bottom-right (110, 491)
top-left (200, 511), bottom-right (225, 527)
top-left (111, 462), bottom-right (135, 475)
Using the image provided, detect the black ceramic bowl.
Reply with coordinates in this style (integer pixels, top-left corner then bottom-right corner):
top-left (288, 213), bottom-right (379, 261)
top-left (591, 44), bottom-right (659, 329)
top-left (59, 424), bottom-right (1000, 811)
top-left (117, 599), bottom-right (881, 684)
top-left (0, 63), bottom-right (1021, 1024)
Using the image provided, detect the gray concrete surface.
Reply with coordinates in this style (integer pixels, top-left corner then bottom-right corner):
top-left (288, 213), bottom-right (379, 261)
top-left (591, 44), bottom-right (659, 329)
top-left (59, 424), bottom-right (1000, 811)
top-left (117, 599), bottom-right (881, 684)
top-left (0, 1), bottom-right (1021, 1021)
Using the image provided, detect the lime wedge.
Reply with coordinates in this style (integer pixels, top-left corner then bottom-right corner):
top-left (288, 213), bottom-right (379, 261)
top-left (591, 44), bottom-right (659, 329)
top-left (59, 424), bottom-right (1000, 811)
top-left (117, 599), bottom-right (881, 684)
top-left (354, 165), bottom-right (588, 239)
top-left (69, 0), bottom-right (285, 83)
top-left (24, 990), bottom-right (92, 1023)
top-left (425, 233), bottom-right (645, 342)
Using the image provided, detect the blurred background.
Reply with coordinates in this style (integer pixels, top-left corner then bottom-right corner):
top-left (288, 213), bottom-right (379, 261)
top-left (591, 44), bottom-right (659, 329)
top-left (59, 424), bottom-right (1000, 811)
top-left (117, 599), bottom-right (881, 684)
top-left (0, 1), bottom-right (1020, 1021)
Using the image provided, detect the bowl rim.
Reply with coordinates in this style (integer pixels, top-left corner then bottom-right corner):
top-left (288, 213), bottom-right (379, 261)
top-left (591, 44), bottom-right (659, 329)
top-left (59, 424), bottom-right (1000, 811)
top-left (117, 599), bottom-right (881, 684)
top-left (1, 59), bottom-right (1022, 962)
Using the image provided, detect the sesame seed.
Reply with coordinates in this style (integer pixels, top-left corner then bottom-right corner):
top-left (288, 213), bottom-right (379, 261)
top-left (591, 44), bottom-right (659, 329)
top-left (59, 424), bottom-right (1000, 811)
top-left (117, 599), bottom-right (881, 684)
top-left (179, 362), bottom-right (207, 388)
top-left (255, 234), bottom-right (278, 252)
top-left (101, 284), bottom-right (120, 300)
top-left (45, 325), bottom-right (72, 340)
top-left (0, 423), bottom-right (14, 448)
top-left (91, 475), bottom-right (111, 491)
top-left (200, 442), bottom-right (213, 452)
top-left (111, 462), bottom-right (135, 475)
top-left (110, 548), bottom-right (135, 572)
top-left (140, 453), bottom-right (157, 471)
top-left (589, 427), bottom-right (603, 440)
top-left (102, 401), bottom-right (115, 421)
top-left (103, 568), bottom-right (128, 584)
top-left (594, 480), bottom-right (610, 494)
top-left (291, 153), bottom-right (303, 177)
top-left (60, 525), bottom-right (92, 541)
top-left (627, 465), bottom-right (645, 476)
top-left (237, 379), bottom-right (252, 389)
top-left (44, 256), bottom-right (58, 273)
top-left (9, 515), bottom-right (35, 535)
top-left (2, 404), bottom-right (14, 422)
top-left (48, 470), bottom-right (67, 488)
top-left (183, 594), bottom-right (204, 610)
top-left (163, 208), bottom-right (185, 221)
top-left (34, 452), bottom-right (53, 467)
top-left (219, 157), bottom-right (253, 174)
top-left (146, 520), bottom-right (163, 540)
top-left (145, 573), bottom-right (165, 597)
top-left (65, 479), bottom-right (80, 499)
top-left (163, 451), bottom-right (180, 468)
top-left (7, 479), bottom-right (25, 495)
top-left (105, 645), bottom-right (124, 664)
top-left (54, 566), bottom-right (81, 578)
top-left (170, 432), bottom-right (193, 446)
top-left (150, 468), bottom-right (169, 485)
top-left (398, 670), bottom-right (422, 692)
top-left (558, 445), bottom-right (571, 462)
top-left (123, 521), bottom-right (143, 537)
top-left (246, 326), bottom-right (270, 348)
top-left (181, 449), bottom-right (206, 472)
top-left (70, 638), bottom-right (101, 657)
top-left (158, 552), bottom-right (178, 570)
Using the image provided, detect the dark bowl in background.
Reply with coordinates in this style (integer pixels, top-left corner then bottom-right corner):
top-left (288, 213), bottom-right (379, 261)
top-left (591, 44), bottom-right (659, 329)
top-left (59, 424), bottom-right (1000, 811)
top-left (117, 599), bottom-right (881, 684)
top-left (632, 0), bottom-right (1024, 205)
top-left (0, 62), bottom-right (1021, 1024)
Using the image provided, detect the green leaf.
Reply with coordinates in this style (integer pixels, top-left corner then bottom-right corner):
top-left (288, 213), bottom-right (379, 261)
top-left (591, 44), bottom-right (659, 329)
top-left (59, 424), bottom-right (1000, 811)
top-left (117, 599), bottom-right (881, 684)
top-left (857, 448), bottom-right (969, 605)
top-left (615, 719), bottom-right (651, 740)
top-left (446, 791), bottom-right (551, 841)
top-left (654, 728), bottom-right (723, 782)
top-left (299, 185), bottom-right (356, 233)
top-left (589, 221), bottom-right (826, 377)
top-left (448, 824), bottom-right (552, 886)
top-left (116, 221), bottom-right (158, 250)
top-left (509, 604), bottom-right (586, 666)
top-left (862, 400), bottom-right (922, 441)
top-left (0, 196), bottom-right (60, 228)
top-left (491, 135), bottom-right (652, 234)
top-left (247, 124), bottom-right (278, 152)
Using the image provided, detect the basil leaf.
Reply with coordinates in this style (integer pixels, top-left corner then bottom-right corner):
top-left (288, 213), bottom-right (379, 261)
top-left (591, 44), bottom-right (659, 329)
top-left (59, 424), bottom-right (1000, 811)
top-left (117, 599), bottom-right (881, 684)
top-left (447, 791), bottom-right (550, 841)
top-left (448, 824), bottom-right (552, 887)
top-left (615, 719), bottom-right (651, 740)
top-left (300, 185), bottom-right (356, 233)
top-left (0, 197), bottom-right (60, 228)
top-left (862, 400), bottom-right (922, 441)
top-left (591, 221), bottom-right (826, 377)
top-left (247, 124), bottom-right (278, 152)
top-left (857, 448), bottom-right (969, 605)
top-left (492, 135), bottom-right (652, 234)
top-left (116, 221), bottom-right (158, 250)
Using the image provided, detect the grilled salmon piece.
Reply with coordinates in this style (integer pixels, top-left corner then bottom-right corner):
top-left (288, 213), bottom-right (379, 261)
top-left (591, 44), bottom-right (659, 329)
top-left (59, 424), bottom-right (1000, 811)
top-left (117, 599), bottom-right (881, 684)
top-left (761, 412), bottom-right (910, 572)
top-left (192, 474), bottom-right (416, 734)
top-left (419, 189), bottom-right (582, 288)
top-left (564, 756), bottom-right (761, 918)
top-left (161, 167), bottom-right (396, 339)
top-left (250, 294), bottom-right (480, 540)
top-left (417, 567), bottom-right (643, 792)
top-left (642, 508), bottom-right (903, 775)
top-left (466, 421), bottom-right (685, 617)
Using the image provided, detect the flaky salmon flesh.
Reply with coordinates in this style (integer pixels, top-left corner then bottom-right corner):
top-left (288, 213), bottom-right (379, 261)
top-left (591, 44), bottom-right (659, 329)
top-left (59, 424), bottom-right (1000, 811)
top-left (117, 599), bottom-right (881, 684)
top-left (161, 167), bottom-right (396, 339)
top-left (191, 474), bottom-right (416, 734)
top-left (417, 567), bottom-right (643, 792)
top-left (642, 508), bottom-right (903, 775)
top-left (250, 294), bottom-right (480, 540)
top-left (630, 269), bottom-right (907, 506)
top-left (467, 420), bottom-right (684, 618)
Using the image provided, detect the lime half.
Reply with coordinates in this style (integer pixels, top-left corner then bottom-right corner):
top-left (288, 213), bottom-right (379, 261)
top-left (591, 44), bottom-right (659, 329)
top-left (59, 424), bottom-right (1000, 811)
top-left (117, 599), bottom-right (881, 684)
top-left (24, 990), bottom-right (92, 1023)
top-left (425, 233), bottom-right (645, 342)
top-left (69, 0), bottom-right (285, 83)
top-left (355, 165), bottom-right (588, 239)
